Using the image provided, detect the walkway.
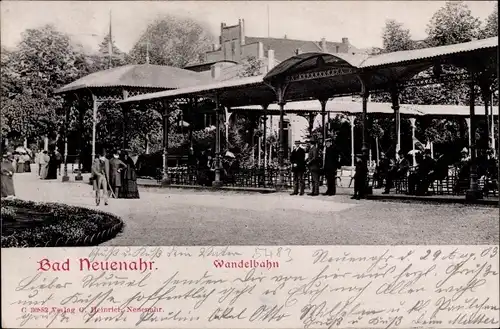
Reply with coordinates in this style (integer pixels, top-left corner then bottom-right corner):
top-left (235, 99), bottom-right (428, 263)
top-left (11, 172), bottom-right (499, 246)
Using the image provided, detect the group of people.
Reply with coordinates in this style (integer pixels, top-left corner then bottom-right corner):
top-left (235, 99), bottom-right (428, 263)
top-left (35, 149), bottom-right (63, 180)
top-left (373, 146), bottom-right (498, 196)
top-left (196, 148), bottom-right (240, 186)
top-left (290, 137), bottom-right (341, 197)
top-left (91, 149), bottom-right (139, 206)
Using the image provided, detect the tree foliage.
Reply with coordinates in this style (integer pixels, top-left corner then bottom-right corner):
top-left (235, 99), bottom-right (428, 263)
top-left (481, 3), bottom-right (498, 38)
top-left (237, 56), bottom-right (266, 78)
top-left (1, 25), bottom-right (86, 143)
top-left (426, 1), bottom-right (481, 46)
top-left (128, 15), bottom-right (214, 67)
top-left (382, 20), bottom-right (413, 53)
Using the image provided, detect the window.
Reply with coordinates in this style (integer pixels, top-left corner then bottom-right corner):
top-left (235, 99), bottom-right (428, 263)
top-left (231, 41), bottom-right (236, 57)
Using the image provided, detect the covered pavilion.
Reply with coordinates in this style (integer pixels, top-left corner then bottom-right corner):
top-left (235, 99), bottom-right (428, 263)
top-left (54, 63), bottom-right (210, 181)
top-left (120, 37), bottom-right (497, 200)
top-left (232, 100), bottom-right (499, 168)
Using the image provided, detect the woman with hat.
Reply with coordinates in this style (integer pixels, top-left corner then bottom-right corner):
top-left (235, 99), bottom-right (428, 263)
top-left (119, 150), bottom-right (140, 199)
top-left (1, 152), bottom-right (16, 198)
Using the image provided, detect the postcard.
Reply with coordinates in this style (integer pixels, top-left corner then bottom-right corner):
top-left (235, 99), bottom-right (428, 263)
top-left (1, 1), bottom-right (499, 328)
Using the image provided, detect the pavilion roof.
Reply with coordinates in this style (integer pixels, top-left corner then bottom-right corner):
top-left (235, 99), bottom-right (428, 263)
top-left (232, 100), bottom-right (499, 117)
top-left (55, 64), bottom-right (210, 94)
top-left (120, 38), bottom-right (498, 106)
top-left (118, 75), bottom-right (277, 107)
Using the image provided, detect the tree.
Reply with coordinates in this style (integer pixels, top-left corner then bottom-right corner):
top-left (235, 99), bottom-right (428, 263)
top-left (1, 25), bottom-right (85, 143)
top-left (481, 3), bottom-right (498, 38)
top-left (382, 20), bottom-right (413, 53)
top-left (128, 15), bottom-right (214, 67)
top-left (426, 1), bottom-right (481, 47)
top-left (237, 56), bottom-right (266, 78)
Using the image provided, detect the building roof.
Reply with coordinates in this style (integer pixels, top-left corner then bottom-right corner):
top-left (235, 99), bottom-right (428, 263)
top-left (55, 64), bottom-right (210, 94)
top-left (245, 37), bottom-right (360, 62)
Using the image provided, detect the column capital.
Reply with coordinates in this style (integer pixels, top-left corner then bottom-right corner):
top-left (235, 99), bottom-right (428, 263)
top-left (409, 117), bottom-right (416, 127)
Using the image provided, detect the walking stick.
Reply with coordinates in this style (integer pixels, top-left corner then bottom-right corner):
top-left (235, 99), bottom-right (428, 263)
top-left (107, 178), bottom-right (117, 199)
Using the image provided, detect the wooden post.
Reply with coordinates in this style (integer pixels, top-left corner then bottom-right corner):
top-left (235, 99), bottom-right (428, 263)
top-left (161, 100), bottom-right (171, 185)
top-left (466, 75), bottom-right (482, 200)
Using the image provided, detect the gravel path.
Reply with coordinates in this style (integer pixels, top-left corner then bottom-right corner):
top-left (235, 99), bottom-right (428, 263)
top-left (12, 173), bottom-right (499, 246)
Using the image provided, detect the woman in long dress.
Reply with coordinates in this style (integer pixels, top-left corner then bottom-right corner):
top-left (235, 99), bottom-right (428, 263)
top-left (23, 153), bottom-right (31, 172)
top-left (1, 153), bottom-right (16, 198)
top-left (39, 151), bottom-right (50, 179)
top-left (15, 152), bottom-right (25, 173)
top-left (46, 150), bottom-right (58, 179)
top-left (119, 151), bottom-right (140, 199)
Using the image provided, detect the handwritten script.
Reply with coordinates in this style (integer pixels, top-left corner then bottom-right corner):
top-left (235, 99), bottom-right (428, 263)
top-left (2, 245), bottom-right (499, 328)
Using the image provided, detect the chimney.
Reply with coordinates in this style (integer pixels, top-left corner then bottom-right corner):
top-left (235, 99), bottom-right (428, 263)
top-left (342, 37), bottom-right (349, 44)
top-left (258, 42), bottom-right (264, 58)
top-left (211, 64), bottom-right (221, 80)
top-left (268, 49), bottom-right (275, 71)
top-left (295, 48), bottom-right (302, 55)
top-left (284, 34), bottom-right (287, 39)
top-left (239, 18), bottom-right (245, 45)
top-left (321, 38), bottom-right (327, 52)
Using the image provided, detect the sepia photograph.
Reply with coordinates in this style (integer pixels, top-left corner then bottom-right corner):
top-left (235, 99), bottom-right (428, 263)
top-left (1, 0), bottom-right (498, 248)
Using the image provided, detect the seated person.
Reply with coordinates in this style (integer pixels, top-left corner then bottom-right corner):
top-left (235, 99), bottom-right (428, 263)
top-left (383, 150), bottom-right (409, 194)
top-left (415, 150), bottom-right (436, 196)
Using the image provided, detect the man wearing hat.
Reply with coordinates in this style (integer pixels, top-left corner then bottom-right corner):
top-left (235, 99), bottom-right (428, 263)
top-left (290, 140), bottom-right (306, 195)
top-left (307, 137), bottom-right (321, 196)
top-left (352, 153), bottom-right (368, 200)
top-left (323, 137), bottom-right (340, 196)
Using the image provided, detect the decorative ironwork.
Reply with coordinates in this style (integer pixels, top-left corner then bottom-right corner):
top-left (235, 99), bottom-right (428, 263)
top-left (286, 67), bottom-right (357, 83)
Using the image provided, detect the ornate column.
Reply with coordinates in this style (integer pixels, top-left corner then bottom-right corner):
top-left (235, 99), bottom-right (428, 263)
top-left (308, 112), bottom-right (315, 137)
top-left (391, 86), bottom-right (401, 156)
top-left (213, 93), bottom-right (223, 187)
top-left (161, 99), bottom-right (171, 185)
top-left (62, 96), bottom-right (71, 182)
top-left (262, 104), bottom-right (268, 170)
top-left (466, 75), bottom-right (482, 201)
top-left (465, 117), bottom-right (472, 155)
top-left (91, 93), bottom-right (98, 161)
top-left (409, 117), bottom-right (417, 166)
top-left (277, 86), bottom-right (287, 190)
top-left (122, 90), bottom-right (129, 150)
top-left (75, 95), bottom-right (84, 181)
top-left (479, 81), bottom-right (491, 148)
top-left (320, 98), bottom-right (328, 144)
top-left (349, 115), bottom-right (355, 168)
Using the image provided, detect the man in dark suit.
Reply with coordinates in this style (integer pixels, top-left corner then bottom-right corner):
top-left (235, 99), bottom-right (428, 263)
top-left (383, 150), bottom-right (410, 194)
top-left (352, 153), bottom-right (368, 200)
top-left (307, 138), bottom-right (320, 196)
top-left (323, 138), bottom-right (339, 196)
top-left (290, 140), bottom-right (306, 195)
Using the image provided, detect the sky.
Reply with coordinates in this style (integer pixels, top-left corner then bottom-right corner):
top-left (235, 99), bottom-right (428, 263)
top-left (1, 1), bottom-right (497, 53)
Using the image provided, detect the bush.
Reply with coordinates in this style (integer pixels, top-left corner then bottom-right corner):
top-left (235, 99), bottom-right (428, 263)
top-left (1, 199), bottom-right (124, 247)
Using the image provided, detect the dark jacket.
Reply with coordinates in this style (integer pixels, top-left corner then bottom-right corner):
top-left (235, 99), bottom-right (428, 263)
top-left (308, 145), bottom-right (320, 171)
top-left (323, 146), bottom-right (339, 172)
top-left (290, 147), bottom-right (306, 172)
